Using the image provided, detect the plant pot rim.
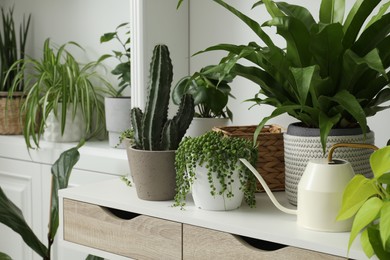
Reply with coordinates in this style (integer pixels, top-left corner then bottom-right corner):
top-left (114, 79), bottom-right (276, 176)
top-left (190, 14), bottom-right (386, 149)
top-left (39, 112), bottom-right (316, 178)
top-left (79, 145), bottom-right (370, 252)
top-left (287, 122), bottom-right (370, 137)
top-left (128, 146), bottom-right (176, 153)
top-left (0, 91), bottom-right (24, 98)
top-left (104, 96), bottom-right (131, 99)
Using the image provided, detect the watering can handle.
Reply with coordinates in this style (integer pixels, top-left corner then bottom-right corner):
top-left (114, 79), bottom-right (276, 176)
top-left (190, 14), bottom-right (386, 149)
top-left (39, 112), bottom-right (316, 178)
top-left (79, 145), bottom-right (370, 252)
top-left (240, 159), bottom-right (297, 215)
top-left (327, 143), bottom-right (379, 162)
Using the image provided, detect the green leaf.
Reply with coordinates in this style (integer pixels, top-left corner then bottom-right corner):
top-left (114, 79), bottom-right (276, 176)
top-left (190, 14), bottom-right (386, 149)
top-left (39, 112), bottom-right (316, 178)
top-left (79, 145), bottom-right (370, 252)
top-left (361, 229), bottom-right (375, 258)
top-left (380, 202), bottom-right (390, 249)
top-left (378, 173), bottom-right (390, 185)
top-left (263, 16), bottom-right (310, 67)
top-left (343, 0), bottom-right (381, 48)
top-left (337, 175), bottom-right (378, 220)
top-left (275, 2), bottom-right (316, 30)
top-left (365, 1), bottom-right (390, 31)
top-left (319, 0), bottom-right (345, 24)
top-left (290, 65), bottom-right (316, 105)
top-left (261, 0), bottom-right (284, 18)
top-left (371, 146), bottom-right (390, 179)
top-left (85, 255), bottom-right (104, 260)
top-left (349, 197), bottom-right (383, 250)
top-left (0, 187), bottom-right (47, 258)
top-left (367, 225), bottom-right (390, 260)
top-left (0, 252), bottom-right (13, 260)
top-left (48, 142), bottom-right (84, 241)
top-left (318, 112), bottom-right (342, 153)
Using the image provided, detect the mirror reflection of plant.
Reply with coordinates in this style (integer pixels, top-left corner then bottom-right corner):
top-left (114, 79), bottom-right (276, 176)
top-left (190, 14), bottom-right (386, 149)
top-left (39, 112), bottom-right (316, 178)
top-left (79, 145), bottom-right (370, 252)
top-left (0, 7), bottom-right (31, 92)
top-left (173, 131), bottom-right (257, 209)
top-left (6, 38), bottom-right (116, 149)
top-left (172, 65), bottom-right (235, 121)
top-left (337, 145), bottom-right (390, 259)
top-left (100, 22), bottom-right (130, 97)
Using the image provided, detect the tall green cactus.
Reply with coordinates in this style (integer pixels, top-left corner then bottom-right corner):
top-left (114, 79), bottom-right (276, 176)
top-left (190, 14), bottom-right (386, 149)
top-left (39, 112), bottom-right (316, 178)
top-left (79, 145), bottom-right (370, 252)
top-left (131, 44), bottom-right (194, 151)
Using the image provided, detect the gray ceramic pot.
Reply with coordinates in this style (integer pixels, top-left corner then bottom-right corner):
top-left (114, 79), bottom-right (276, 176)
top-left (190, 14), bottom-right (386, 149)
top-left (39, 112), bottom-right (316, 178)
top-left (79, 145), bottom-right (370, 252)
top-left (127, 146), bottom-right (176, 201)
top-left (284, 123), bottom-right (375, 205)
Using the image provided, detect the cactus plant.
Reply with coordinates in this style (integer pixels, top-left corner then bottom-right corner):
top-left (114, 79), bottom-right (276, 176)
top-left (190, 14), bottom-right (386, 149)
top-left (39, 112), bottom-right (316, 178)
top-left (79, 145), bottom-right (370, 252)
top-left (131, 44), bottom-right (194, 151)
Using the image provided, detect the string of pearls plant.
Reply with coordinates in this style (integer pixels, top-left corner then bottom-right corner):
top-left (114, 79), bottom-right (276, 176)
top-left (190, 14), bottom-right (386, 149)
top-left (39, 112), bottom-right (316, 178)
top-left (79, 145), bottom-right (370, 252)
top-left (174, 131), bottom-right (258, 209)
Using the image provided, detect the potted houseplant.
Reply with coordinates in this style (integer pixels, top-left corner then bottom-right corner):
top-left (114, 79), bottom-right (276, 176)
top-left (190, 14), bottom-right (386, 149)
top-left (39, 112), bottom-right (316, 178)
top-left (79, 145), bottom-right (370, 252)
top-left (7, 38), bottom-right (115, 149)
top-left (0, 7), bottom-right (31, 135)
top-left (178, 0), bottom-right (390, 205)
top-left (337, 144), bottom-right (390, 259)
top-left (173, 130), bottom-right (257, 210)
top-left (100, 22), bottom-right (132, 148)
top-left (172, 64), bottom-right (234, 136)
top-left (128, 44), bottom-right (194, 201)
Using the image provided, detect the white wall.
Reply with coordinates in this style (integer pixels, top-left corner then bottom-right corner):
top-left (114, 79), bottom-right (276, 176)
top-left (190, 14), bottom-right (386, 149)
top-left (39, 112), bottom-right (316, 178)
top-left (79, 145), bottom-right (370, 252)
top-left (1, 0), bottom-right (130, 95)
top-left (189, 0), bottom-right (389, 147)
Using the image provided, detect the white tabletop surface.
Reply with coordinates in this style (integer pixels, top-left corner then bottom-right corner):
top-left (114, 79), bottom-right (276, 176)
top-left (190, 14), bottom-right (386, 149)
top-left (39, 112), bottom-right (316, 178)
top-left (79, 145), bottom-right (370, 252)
top-left (59, 178), bottom-right (368, 259)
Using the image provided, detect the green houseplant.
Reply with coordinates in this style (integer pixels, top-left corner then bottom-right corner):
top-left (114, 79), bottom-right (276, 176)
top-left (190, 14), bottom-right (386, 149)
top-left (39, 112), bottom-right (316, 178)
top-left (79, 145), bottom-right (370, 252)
top-left (178, 0), bottom-right (390, 205)
top-left (337, 145), bottom-right (390, 260)
top-left (6, 38), bottom-right (115, 149)
top-left (0, 7), bottom-right (31, 134)
top-left (172, 64), bottom-right (235, 136)
top-left (174, 130), bottom-right (257, 210)
top-left (100, 22), bottom-right (132, 148)
top-left (128, 44), bottom-right (194, 201)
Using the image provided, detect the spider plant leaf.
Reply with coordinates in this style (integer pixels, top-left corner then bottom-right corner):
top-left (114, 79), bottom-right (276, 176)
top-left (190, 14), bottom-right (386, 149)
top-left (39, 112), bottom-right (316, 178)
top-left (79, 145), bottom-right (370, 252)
top-left (319, 0), bottom-right (345, 24)
top-left (0, 187), bottom-right (48, 258)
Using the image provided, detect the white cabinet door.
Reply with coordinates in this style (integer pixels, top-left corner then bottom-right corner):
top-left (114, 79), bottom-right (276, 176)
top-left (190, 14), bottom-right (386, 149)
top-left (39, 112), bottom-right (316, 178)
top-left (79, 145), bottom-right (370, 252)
top-left (0, 158), bottom-right (43, 260)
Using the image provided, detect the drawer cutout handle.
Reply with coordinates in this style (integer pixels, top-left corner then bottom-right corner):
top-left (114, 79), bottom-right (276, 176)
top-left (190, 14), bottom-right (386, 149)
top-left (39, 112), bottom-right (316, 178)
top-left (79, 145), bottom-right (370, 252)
top-left (101, 206), bottom-right (140, 220)
top-left (238, 235), bottom-right (287, 251)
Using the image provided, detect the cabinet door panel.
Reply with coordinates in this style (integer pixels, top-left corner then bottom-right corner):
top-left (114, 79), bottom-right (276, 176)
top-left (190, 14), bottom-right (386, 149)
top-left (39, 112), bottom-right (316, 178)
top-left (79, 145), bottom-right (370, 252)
top-left (0, 158), bottom-right (42, 260)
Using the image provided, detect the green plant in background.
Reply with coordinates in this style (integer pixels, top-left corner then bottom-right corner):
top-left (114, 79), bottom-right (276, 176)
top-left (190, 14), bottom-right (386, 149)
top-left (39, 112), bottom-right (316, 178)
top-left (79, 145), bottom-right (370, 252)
top-left (337, 145), bottom-right (390, 260)
top-left (100, 22), bottom-right (131, 97)
top-left (131, 44), bottom-right (195, 151)
top-left (0, 7), bottom-right (31, 92)
top-left (174, 131), bottom-right (258, 209)
top-left (177, 0), bottom-right (390, 151)
top-left (6, 38), bottom-right (116, 149)
top-left (172, 64), bottom-right (235, 120)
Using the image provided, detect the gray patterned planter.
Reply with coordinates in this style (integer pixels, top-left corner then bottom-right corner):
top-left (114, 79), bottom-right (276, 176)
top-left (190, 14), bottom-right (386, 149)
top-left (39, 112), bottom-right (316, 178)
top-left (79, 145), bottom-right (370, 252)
top-left (284, 123), bottom-right (375, 205)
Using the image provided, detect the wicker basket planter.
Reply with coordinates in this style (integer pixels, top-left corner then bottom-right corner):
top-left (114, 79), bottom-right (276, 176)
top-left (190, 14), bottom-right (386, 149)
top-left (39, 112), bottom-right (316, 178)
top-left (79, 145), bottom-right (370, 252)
top-left (0, 92), bottom-right (25, 135)
top-left (213, 125), bottom-right (285, 192)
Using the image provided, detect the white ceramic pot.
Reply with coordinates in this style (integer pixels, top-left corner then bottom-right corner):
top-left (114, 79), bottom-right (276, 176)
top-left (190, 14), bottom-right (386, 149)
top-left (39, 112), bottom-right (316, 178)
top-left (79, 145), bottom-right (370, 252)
top-left (43, 105), bottom-right (86, 142)
top-left (105, 97), bottom-right (132, 148)
top-left (185, 117), bottom-right (229, 137)
top-left (191, 163), bottom-right (244, 211)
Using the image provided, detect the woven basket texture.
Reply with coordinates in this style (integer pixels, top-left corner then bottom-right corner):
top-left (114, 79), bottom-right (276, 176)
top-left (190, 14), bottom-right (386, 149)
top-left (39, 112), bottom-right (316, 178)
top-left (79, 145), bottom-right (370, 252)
top-left (0, 96), bottom-right (25, 135)
top-left (284, 131), bottom-right (375, 205)
top-left (213, 125), bottom-right (285, 192)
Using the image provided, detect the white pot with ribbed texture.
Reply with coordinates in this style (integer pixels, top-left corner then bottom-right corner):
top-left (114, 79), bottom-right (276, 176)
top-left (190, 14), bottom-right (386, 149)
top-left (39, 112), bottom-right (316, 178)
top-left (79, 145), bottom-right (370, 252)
top-left (43, 104), bottom-right (86, 142)
top-left (284, 123), bottom-right (375, 205)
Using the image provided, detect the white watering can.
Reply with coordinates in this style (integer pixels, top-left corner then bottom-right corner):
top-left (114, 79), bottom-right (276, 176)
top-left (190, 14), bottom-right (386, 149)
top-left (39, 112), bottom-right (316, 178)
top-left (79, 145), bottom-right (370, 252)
top-left (240, 143), bottom-right (378, 232)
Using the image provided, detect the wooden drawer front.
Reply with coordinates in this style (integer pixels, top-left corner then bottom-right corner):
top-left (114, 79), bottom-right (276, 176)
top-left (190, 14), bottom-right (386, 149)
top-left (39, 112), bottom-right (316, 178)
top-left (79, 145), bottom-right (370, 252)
top-left (63, 199), bottom-right (182, 260)
top-left (183, 224), bottom-right (345, 260)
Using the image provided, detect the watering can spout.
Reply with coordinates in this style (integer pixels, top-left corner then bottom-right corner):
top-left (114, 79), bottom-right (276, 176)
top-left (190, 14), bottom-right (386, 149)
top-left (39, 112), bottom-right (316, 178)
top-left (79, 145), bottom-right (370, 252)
top-left (240, 159), bottom-right (297, 215)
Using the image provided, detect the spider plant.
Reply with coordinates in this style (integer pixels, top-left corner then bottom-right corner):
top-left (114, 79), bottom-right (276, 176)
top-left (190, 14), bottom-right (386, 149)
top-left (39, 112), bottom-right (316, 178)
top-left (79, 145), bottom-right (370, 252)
top-left (6, 38), bottom-right (116, 149)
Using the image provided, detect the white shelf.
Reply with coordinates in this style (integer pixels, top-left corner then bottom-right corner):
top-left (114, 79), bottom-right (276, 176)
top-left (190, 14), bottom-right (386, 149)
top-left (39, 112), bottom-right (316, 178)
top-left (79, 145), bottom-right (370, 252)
top-left (59, 178), bottom-right (368, 260)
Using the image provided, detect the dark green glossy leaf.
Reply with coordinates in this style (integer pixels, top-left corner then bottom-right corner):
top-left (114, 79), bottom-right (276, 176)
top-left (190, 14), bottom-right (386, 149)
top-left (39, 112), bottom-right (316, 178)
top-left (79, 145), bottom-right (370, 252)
top-left (275, 2), bottom-right (315, 30)
top-left (318, 112), bottom-right (342, 153)
top-left (319, 0), bottom-right (345, 24)
top-left (48, 142), bottom-right (84, 241)
top-left (290, 65), bottom-right (316, 106)
top-left (0, 187), bottom-right (47, 258)
top-left (0, 252), bottom-right (12, 260)
top-left (368, 225), bottom-right (390, 260)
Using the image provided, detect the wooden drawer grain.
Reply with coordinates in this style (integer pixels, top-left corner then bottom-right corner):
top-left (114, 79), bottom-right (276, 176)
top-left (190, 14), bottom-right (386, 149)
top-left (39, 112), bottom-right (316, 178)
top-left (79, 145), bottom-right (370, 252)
top-left (183, 224), bottom-right (345, 260)
top-left (63, 199), bottom-right (181, 260)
